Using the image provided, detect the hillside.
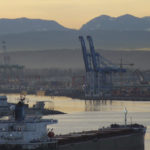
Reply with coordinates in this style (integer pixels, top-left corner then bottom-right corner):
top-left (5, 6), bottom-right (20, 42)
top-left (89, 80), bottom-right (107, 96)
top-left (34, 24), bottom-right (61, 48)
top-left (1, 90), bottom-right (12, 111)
top-left (0, 49), bottom-right (149, 70)
top-left (0, 18), bottom-right (69, 35)
top-left (0, 15), bottom-right (150, 50)
top-left (81, 14), bottom-right (150, 31)
top-left (0, 30), bottom-right (150, 51)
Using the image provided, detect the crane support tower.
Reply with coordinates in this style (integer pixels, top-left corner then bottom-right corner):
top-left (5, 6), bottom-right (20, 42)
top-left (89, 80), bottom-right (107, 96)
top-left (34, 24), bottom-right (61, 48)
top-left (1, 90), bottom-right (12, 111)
top-left (79, 36), bottom-right (94, 97)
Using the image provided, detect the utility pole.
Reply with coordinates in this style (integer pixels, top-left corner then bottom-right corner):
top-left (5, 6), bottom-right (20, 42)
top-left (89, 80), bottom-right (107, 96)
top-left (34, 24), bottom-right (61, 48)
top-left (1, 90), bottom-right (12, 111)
top-left (2, 41), bottom-right (10, 65)
top-left (124, 107), bottom-right (128, 126)
top-left (118, 57), bottom-right (134, 86)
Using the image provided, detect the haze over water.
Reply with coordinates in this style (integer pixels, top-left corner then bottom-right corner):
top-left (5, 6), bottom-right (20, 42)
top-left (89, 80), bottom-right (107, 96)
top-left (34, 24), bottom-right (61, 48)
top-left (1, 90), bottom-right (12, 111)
top-left (7, 94), bottom-right (150, 150)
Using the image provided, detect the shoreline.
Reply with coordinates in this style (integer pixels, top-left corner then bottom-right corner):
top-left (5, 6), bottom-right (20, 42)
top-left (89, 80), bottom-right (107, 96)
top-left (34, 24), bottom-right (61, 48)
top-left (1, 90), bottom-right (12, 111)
top-left (0, 90), bottom-right (150, 101)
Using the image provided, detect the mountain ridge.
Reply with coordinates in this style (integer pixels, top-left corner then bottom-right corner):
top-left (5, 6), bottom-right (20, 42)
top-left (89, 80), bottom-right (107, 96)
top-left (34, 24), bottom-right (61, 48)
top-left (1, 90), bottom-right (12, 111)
top-left (0, 14), bottom-right (150, 34)
top-left (80, 14), bottom-right (150, 31)
top-left (0, 17), bottom-right (70, 35)
top-left (0, 14), bottom-right (150, 51)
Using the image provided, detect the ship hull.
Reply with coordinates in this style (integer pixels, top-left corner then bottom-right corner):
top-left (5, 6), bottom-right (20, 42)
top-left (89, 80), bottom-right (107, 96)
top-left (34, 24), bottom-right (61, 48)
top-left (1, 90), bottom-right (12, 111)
top-left (58, 131), bottom-right (145, 150)
top-left (0, 129), bottom-right (145, 150)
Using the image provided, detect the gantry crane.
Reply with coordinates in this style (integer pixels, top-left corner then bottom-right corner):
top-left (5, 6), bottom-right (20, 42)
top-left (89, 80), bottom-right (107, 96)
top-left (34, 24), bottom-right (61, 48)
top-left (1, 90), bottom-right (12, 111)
top-left (79, 35), bottom-right (126, 99)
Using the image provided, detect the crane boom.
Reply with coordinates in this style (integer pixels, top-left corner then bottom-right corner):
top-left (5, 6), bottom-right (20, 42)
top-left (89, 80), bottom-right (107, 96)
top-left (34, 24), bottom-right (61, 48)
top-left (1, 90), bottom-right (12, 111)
top-left (79, 36), bottom-right (92, 72)
top-left (86, 36), bottom-right (99, 72)
top-left (134, 69), bottom-right (148, 84)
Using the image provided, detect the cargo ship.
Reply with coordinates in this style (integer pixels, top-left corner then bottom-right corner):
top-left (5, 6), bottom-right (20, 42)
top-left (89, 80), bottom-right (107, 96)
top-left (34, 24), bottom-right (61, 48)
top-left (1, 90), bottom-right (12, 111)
top-left (0, 97), bottom-right (146, 150)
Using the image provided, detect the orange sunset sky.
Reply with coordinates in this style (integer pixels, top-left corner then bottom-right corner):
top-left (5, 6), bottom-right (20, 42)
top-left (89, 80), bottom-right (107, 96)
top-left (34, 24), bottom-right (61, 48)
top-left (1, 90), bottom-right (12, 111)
top-left (0, 0), bottom-right (150, 29)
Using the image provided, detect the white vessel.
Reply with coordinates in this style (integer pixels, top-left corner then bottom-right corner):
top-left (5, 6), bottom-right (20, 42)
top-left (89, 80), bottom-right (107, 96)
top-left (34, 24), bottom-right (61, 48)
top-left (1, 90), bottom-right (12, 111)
top-left (0, 96), bottom-right (9, 116)
top-left (0, 96), bottom-right (8, 107)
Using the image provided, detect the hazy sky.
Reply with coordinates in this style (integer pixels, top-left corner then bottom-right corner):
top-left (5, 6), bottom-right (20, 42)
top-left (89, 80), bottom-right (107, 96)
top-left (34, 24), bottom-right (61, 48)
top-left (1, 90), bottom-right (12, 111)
top-left (0, 0), bottom-right (150, 29)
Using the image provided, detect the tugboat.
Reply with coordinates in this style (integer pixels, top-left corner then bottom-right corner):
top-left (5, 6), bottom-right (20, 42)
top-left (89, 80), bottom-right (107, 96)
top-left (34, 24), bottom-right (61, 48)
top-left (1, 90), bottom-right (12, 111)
top-left (0, 95), bottom-right (58, 150)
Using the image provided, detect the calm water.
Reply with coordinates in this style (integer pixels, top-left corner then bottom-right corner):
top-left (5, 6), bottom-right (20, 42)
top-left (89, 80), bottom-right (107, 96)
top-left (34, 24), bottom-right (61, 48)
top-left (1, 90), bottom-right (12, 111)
top-left (6, 94), bottom-right (150, 150)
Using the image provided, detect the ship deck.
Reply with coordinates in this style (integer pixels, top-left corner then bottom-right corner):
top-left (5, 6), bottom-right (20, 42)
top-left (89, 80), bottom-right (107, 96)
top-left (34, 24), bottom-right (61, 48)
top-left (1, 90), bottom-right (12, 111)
top-left (56, 124), bottom-right (146, 145)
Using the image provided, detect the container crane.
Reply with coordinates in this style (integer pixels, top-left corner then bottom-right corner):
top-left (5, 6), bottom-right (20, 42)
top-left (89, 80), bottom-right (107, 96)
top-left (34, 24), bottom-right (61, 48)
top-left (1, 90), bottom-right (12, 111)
top-left (86, 36), bottom-right (125, 73)
top-left (79, 35), bottom-right (127, 99)
top-left (86, 36), bottom-right (126, 98)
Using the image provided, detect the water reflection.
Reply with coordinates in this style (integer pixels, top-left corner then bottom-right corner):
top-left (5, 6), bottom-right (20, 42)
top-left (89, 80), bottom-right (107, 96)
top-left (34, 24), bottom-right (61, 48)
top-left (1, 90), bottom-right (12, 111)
top-left (85, 100), bottom-right (109, 111)
top-left (6, 94), bottom-right (150, 113)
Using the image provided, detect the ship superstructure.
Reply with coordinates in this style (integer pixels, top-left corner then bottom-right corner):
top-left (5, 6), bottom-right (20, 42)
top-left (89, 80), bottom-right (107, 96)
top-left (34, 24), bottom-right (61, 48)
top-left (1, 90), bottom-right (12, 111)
top-left (0, 98), bottom-right (58, 149)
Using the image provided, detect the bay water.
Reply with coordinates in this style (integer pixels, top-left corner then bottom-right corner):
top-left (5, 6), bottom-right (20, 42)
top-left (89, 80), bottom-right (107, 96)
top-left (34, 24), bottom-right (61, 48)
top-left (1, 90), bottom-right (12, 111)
top-left (6, 94), bottom-right (150, 150)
